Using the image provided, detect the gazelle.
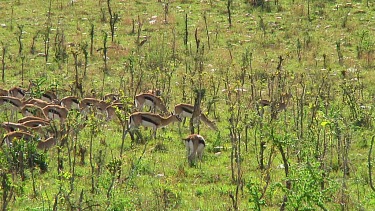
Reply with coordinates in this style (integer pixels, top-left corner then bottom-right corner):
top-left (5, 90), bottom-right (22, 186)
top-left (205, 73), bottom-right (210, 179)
top-left (128, 112), bottom-right (182, 138)
top-left (145, 89), bottom-right (161, 96)
top-left (22, 119), bottom-right (50, 127)
top-left (106, 103), bottom-right (126, 122)
top-left (0, 88), bottom-right (8, 96)
top-left (24, 98), bottom-right (50, 108)
top-left (42, 105), bottom-right (69, 121)
top-left (1, 122), bottom-right (28, 133)
top-left (183, 134), bottom-right (206, 166)
top-left (134, 93), bottom-right (168, 113)
top-left (41, 90), bottom-right (57, 102)
top-left (103, 93), bottom-right (120, 103)
top-left (60, 96), bottom-right (80, 110)
top-left (17, 116), bottom-right (50, 124)
top-left (257, 92), bottom-right (292, 118)
top-left (79, 97), bottom-right (101, 114)
top-left (21, 120), bottom-right (51, 134)
top-left (2, 131), bottom-right (34, 147)
top-left (37, 136), bottom-right (57, 150)
top-left (174, 103), bottom-right (218, 130)
top-left (8, 80), bottom-right (35, 99)
top-left (20, 104), bottom-right (47, 119)
top-left (8, 87), bottom-right (28, 99)
top-left (0, 96), bottom-right (24, 111)
top-left (96, 100), bottom-right (112, 115)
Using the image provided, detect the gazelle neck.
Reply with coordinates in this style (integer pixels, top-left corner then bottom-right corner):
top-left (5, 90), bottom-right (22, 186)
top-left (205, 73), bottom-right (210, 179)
top-left (161, 115), bottom-right (179, 126)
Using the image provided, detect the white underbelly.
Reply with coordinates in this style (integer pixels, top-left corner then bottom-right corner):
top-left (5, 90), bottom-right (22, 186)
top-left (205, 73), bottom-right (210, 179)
top-left (141, 120), bottom-right (157, 128)
top-left (181, 111), bottom-right (192, 118)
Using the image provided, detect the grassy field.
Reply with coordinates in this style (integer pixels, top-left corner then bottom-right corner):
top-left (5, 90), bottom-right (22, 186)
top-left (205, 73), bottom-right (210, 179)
top-left (0, 0), bottom-right (375, 210)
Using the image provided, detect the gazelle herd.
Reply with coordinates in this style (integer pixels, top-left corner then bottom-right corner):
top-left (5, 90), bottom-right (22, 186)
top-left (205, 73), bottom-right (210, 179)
top-left (0, 85), bottom-right (217, 166)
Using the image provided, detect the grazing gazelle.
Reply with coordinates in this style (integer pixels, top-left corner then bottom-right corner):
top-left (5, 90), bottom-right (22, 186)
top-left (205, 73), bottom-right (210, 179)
top-left (174, 103), bottom-right (218, 130)
top-left (22, 119), bottom-right (50, 127)
top-left (21, 119), bottom-right (51, 134)
top-left (183, 134), bottom-right (206, 166)
top-left (145, 89), bottom-right (161, 96)
top-left (2, 131), bottom-right (34, 147)
top-left (17, 116), bottom-right (50, 124)
top-left (23, 98), bottom-right (50, 108)
top-left (257, 92), bottom-right (292, 118)
top-left (0, 88), bottom-right (8, 96)
top-left (8, 87), bottom-right (28, 99)
top-left (0, 96), bottom-right (24, 111)
top-left (37, 136), bottom-right (58, 150)
top-left (42, 105), bottom-right (69, 121)
top-left (128, 112), bottom-right (182, 138)
top-left (103, 93), bottom-right (120, 103)
top-left (60, 96), bottom-right (80, 110)
top-left (134, 93), bottom-right (168, 113)
top-left (106, 103), bottom-right (126, 122)
top-left (1, 122), bottom-right (28, 133)
top-left (41, 90), bottom-right (57, 102)
top-left (79, 97), bottom-right (101, 114)
top-left (20, 104), bottom-right (47, 119)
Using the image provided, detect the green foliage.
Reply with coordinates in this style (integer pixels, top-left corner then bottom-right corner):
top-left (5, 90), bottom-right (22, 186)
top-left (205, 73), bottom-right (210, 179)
top-left (0, 0), bottom-right (375, 210)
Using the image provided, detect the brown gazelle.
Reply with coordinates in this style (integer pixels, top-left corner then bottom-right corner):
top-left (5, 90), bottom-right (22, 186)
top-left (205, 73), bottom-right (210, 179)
top-left (79, 97), bottom-right (101, 114)
top-left (8, 87), bottom-right (28, 99)
top-left (183, 134), bottom-right (206, 166)
top-left (106, 103), bottom-right (126, 122)
top-left (129, 112), bottom-right (182, 138)
top-left (0, 96), bottom-right (24, 111)
top-left (2, 131), bottom-right (34, 147)
top-left (103, 93), bottom-right (120, 103)
top-left (257, 92), bottom-right (292, 118)
top-left (20, 104), bottom-right (47, 119)
top-left (0, 88), bottom-right (8, 96)
top-left (174, 103), bottom-right (218, 130)
top-left (60, 96), bottom-right (80, 110)
top-left (41, 90), bottom-right (57, 102)
top-left (24, 98), bottom-right (50, 108)
top-left (22, 119), bottom-right (50, 127)
top-left (42, 105), bottom-right (69, 121)
top-left (145, 89), bottom-right (161, 96)
top-left (134, 93), bottom-right (168, 113)
top-left (21, 120), bottom-right (51, 134)
top-left (1, 122), bottom-right (28, 133)
top-left (37, 137), bottom-right (58, 150)
top-left (17, 116), bottom-right (50, 124)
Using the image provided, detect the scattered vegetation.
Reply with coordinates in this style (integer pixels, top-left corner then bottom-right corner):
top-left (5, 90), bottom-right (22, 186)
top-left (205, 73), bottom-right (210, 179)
top-left (0, 0), bottom-right (374, 210)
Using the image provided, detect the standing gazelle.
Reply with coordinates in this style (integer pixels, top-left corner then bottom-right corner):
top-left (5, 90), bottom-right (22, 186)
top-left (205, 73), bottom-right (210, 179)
top-left (183, 134), bottom-right (206, 166)
top-left (128, 112), bottom-right (182, 139)
top-left (174, 103), bottom-right (218, 130)
top-left (134, 93), bottom-right (168, 113)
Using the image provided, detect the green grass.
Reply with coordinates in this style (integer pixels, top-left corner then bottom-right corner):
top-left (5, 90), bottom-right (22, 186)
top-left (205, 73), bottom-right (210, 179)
top-left (0, 0), bottom-right (375, 210)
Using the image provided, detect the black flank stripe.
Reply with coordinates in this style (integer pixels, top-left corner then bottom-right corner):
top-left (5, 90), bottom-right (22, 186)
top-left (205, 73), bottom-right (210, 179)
top-left (43, 93), bottom-right (52, 101)
top-left (19, 89), bottom-right (25, 96)
top-left (142, 116), bottom-right (159, 126)
top-left (72, 99), bottom-right (79, 104)
top-left (199, 139), bottom-right (205, 146)
top-left (182, 107), bottom-right (193, 114)
top-left (4, 99), bottom-right (19, 107)
top-left (144, 96), bottom-right (154, 103)
top-left (49, 109), bottom-right (61, 117)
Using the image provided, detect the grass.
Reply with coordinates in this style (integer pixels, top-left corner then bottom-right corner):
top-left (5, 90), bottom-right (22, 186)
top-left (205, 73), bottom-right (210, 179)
top-left (0, 0), bottom-right (375, 210)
